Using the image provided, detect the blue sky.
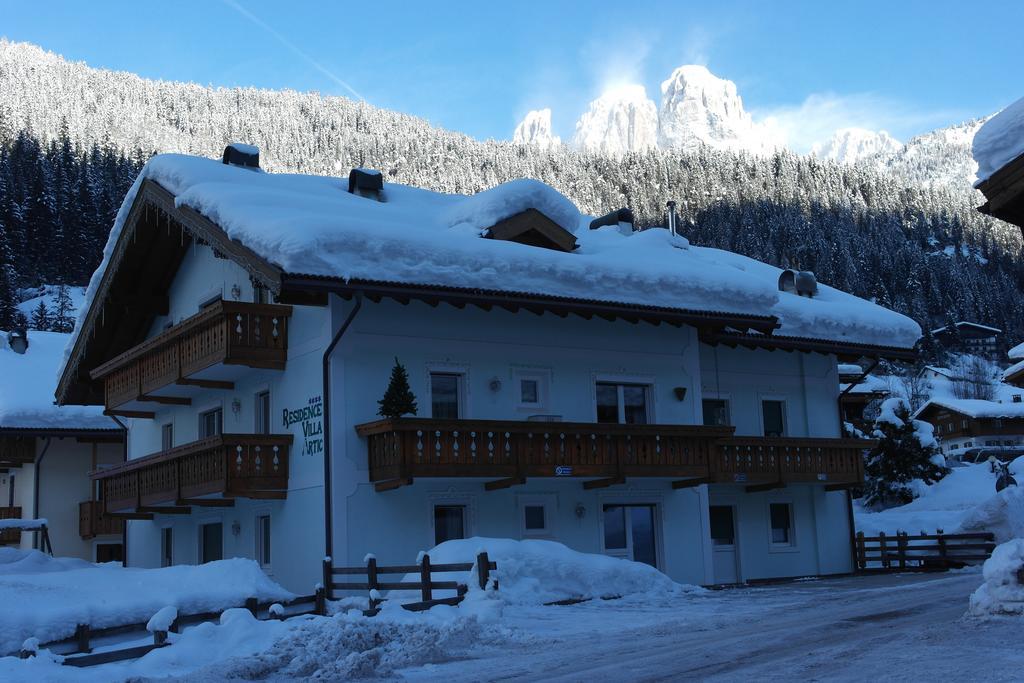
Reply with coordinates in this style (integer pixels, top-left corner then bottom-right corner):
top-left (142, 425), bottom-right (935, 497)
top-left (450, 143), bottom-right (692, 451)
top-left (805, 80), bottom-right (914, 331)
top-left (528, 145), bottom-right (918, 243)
top-left (2, 0), bottom-right (1022, 150)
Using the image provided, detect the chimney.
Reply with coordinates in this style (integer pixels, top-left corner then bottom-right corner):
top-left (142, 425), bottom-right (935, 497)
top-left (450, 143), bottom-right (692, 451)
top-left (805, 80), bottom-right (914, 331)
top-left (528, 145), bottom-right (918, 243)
top-left (348, 168), bottom-right (384, 200)
top-left (666, 201), bottom-right (678, 237)
top-left (7, 329), bottom-right (28, 355)
top-left (222, 143), bottom-right (260, 169)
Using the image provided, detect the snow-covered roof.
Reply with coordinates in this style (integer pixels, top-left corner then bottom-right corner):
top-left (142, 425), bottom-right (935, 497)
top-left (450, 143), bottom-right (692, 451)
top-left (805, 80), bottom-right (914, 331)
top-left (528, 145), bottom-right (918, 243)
top-left (973, 96), bottom-right (1024, 183)
top-left (0, 331), bottom-right (116, 432)
top-left (837, 363), bottom-right (864, 376)
top-left (1003, 359), bottom-right (1024, 382)
top-left (915, 397), bottom-right (1024, 421)
top-left (66, 154), bottom-right (921, 369)
top-left (841, 374), bottom-right (889, 395)
top-left (930, 321), bottom-right (1002, 335)
top-left (1008, 341), bottom-right (1024, 361)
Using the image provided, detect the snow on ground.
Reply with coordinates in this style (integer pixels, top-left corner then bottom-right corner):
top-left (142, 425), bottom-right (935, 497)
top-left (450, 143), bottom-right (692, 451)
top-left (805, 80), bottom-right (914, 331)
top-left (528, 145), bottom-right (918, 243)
top-left (16, 285), bottom-right (85, 326)
top-left (970, 539), bottom-right (1024, 616)
top-left (0, 330), bottom-right (115, 431)
top-left (854, 461), bottom-right (1014, 535)
top-left (0, 548), bottom-right (292, 655)
top-left (974, 95), bottom-right (1024, 182)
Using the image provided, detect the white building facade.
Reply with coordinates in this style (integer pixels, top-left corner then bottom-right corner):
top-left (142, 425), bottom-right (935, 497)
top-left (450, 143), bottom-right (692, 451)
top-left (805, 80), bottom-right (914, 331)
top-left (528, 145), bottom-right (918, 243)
top-left (57, 150), bottom-right (920, 592)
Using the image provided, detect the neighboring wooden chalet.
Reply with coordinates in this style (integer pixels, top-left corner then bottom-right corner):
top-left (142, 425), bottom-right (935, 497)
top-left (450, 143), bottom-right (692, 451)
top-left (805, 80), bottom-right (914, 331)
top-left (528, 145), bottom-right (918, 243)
top-left (838, 364), bottom-right (889, 434)
top-left (1, 329), bottom-right (124, 561)
top-left (974, 97), bottom-right (1024, 231)
top-left (915, 398), bottom-right (1024, 458)
top-left (930, 322), bottom-right (1003, 360)
top-left (55, 147), bottom-right (919, 590)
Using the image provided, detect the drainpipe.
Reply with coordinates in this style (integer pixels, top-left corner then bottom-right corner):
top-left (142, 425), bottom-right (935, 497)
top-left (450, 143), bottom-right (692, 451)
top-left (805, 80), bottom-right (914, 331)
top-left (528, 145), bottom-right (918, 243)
top-left (32, 437), bottom-right (52, 550)
top-left (322, 292), bottom-right (364, 566)
top-left (109, 415), bottom-right (129, 567)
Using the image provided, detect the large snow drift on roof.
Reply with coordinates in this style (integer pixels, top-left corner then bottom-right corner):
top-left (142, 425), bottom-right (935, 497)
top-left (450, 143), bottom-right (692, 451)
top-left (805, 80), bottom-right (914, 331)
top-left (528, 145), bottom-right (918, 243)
top-left (0, 331), bottom-right (114, 431)
top-left (974, 96), bottom-right (1024, 183)
top-left (65, 154), bottom-right (921, 367)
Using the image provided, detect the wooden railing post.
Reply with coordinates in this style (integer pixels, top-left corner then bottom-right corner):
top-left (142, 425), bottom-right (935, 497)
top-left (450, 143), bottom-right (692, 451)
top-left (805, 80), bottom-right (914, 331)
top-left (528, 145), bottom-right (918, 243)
top-left (937, 529), bottom-right (948, 569)
top-left (855, 531), bottom-right (865, 571)
top-left (367, 556), bottom-right (380, 610)
top-left (897, 531), bottom-right (907, 570)
top-left (74, 623), bottom-right (91, 654)
top-left (322, 557), bottom-right (332, 602)
top-left (420, 554), bottom-right (433, 603)
top-left (878, 532), bottom-right (888, 569)
top-left (476, 551), bottom-right (491, 590)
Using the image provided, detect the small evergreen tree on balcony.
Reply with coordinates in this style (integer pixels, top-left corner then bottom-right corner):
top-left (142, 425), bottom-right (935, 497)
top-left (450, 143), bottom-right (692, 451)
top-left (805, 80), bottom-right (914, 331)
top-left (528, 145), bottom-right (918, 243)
top-left (378, 357), bottom-right (418, 419)
top-left (863, 398), bottom-right (948, 509)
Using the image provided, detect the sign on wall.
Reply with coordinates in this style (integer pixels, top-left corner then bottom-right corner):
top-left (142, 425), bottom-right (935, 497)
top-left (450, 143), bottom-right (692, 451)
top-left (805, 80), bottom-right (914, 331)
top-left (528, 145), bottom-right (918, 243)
top-left (283, 395), bottom-right (323, 456)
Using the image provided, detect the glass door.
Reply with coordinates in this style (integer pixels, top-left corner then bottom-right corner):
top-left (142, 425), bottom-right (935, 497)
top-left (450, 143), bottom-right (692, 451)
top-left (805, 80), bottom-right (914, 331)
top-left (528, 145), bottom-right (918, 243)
top-left (602, 504), bottom-right (658, 567)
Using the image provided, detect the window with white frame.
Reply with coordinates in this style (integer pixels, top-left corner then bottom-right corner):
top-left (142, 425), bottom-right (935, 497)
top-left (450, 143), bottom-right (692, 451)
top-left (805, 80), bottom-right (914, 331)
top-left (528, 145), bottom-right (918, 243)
top-left (430, 373), bottom-right (463, 419)
top-left (769, 502), bottom-right (794, 546)
top-left (255, 391), bottom-right (271, 435)
top-left (433, 505), bottom-right (466, 545)
top-left (761, 400), bottom-right (786, 437)
top-left (596, 382), bottom-right (650, 424)
top-left (518, 494), bottom-right (554, 537)
top-left (702, 399), bottom-right (731, 427)
top-left (255, 514), bottom-right (271, 569)
top-left (514, 370), bottom-right (549, 411)
top-left (199, 407), bottom-right (223, 439)
top-left (199, 522), bottom-right (223, 563)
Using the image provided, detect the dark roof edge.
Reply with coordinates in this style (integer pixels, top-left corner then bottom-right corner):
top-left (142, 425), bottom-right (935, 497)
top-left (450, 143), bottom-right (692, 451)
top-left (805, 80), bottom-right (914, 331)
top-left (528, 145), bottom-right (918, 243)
top-left (700, 330), bottom-right (918, 361)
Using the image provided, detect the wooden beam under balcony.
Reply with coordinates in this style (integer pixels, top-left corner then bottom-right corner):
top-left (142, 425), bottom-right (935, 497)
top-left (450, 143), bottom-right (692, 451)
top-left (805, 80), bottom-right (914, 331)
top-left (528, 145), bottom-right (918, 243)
top-left (746, 481), bottom-right (785, 493)
top-left (139, 395), bottom-right (191, 406)
top-left (672, 477), bottom-right (710, 489)
top-left (104, 409), bottom-right (155, 419)
top-left (484, 477), bottom-right (525, 491)
top-left (582, 476), bottom-right (625, 490)
top-left (176, 379), bottom-right (235, 390)
top-left (178, 498), bottom-right (235, 507)
top-left (138, 506), bottom-right (192, 515)
top-left (375, 478), bottom-right (413, 493)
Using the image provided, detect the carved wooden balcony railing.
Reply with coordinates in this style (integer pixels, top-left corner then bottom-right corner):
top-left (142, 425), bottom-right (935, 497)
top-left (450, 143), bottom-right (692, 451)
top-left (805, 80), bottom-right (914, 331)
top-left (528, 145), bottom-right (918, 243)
top-left (91, 434), bottom-right (293, 514)
top-left (89, 301), bottom-right (292, 412)
top-left (0, 507), bottom-right (22, 544)
top-left (356, 419), bottom-right (870, 491)
top-left (712, 437), bottom-right (869, 487)
top-left (356, 419), bottom-right (735, 488)
top-left (78, 500), bottom-right (125, 538)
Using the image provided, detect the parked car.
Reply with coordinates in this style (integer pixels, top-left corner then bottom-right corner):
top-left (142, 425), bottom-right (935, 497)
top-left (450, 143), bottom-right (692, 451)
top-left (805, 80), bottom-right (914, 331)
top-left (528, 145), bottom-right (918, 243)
top-left (958, 448), bottom-right (1024, 465)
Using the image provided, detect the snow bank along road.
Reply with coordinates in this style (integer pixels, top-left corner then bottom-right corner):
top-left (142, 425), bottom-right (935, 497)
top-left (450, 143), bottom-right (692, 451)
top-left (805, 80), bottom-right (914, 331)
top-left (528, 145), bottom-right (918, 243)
top-left (401, 570), bottom-right (1024, 682)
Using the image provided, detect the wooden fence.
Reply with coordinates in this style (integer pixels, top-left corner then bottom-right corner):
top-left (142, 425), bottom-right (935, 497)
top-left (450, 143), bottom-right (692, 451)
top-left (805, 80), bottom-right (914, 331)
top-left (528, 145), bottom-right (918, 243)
top-left (324, 552), bottom-right (497, 615)
top-left (855, 530), bottom-right (996, 572)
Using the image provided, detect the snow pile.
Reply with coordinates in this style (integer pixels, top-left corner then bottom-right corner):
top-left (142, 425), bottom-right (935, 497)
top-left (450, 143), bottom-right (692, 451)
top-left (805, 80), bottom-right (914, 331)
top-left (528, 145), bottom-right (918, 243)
top-left (0, 552), bottom-right (292, 654)
top-left (0, 330), bottom-right (115, 430)
top-left (969, 539), bottom-right (1024, 616)
top-left (62, 152), bottom-right (922, 379)
top-left (973, 96), bottom-right (1024, 182)
top-left (146, 606), bottom-right (177, 633)
top-left (959, 484), bottom-right (1024, 544)
top-left (404, 538), bottom-right (695, 606)
top-left (441, 178), bottom-right (581, 235)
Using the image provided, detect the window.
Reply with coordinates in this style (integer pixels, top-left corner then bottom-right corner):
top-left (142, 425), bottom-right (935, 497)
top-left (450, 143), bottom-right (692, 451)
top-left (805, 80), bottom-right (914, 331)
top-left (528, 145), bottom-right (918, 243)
top-left (1014, 395), bottom-right (1022, 404)
top-left (256, 515), bottom-right (271, 568)
top-left (709, 505), bottom-right (735, 547)
top-left (161, 527), bottom-right (173, 567)
top-left (255, 391), bottom-right (271, 435)
top-left (702, 399), bottom-right (731, 427)
top-left (161, 423), bottom-right (173, 451)
top-left (520, 379), bottom-right (539, 405)
top-left (199, 408), bottom-right (223, 439)
top-left (761, 400), bottom-right (786, 437)
top-left (523, 505), bottom-right (546, 533)
top-left (433, 505), bottom-right (466, 545)
top-left (769, 503), bottom-right (793, 546)
top-left (430, 373), bottom-right (462, 419)
top-left (596, 382), bottom-right (649, 424)
top-left (200, 522), bottom-right (223, 563)
top-left (253, 282), bottom-right (268, 304)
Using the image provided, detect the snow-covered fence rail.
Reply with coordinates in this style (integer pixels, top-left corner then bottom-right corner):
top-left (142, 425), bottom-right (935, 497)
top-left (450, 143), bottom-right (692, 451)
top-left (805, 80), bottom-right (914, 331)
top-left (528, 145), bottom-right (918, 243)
top-left (855, 531), bottom-right (996, 571)
top-left (23, 592), bottom-right (321, 667)
top-left (324, 552), bottom-right (496, 615)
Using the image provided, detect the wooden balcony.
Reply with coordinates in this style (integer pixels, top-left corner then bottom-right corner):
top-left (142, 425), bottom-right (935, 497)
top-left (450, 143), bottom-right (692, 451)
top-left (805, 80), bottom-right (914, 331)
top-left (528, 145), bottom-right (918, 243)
top-left (79, 500), bottom-right (125, 539)
top-left (91, 434), bottom-right (293, 514)
top-left (0, 507), bottom-right (21, 544)
top-left (89, 301), bottom-right (292, 413)
top-left (356, 419), bottom-right (869, 492)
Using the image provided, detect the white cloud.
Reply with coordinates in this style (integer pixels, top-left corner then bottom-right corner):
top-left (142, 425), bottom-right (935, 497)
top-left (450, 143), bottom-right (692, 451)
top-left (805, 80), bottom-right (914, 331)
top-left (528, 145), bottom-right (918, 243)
top-left (755, 92), bottom-right (968, 154)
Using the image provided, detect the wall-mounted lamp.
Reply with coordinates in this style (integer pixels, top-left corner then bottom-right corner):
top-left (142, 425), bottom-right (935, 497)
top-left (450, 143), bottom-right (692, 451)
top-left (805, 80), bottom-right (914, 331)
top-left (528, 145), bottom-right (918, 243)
top-left (673, 387), bottom-right (687, 401)
top-left (231, 398), bottom-right (242, 416)
top-left (230, 284), bottom-right (242, 300)
top-left (574, 503), bottom-right (586, 520)
top-left (231, 520), bottom-right (241, 536)
top-left (489, 377), bottom-right (502, 393)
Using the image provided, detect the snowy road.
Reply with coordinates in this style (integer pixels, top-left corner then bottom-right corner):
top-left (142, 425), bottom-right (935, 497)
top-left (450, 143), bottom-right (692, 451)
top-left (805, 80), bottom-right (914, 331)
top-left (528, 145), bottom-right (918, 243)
top-left (401, 570), bottom-right (1024, 682)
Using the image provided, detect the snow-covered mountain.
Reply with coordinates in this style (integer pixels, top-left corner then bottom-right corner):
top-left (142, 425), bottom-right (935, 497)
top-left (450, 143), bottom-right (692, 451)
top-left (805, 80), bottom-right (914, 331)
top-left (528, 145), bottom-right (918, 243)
top-left (571, 85), bottom-right (658, 157)
top-left (513, 109), bottom-right (560, 149)
top-left (657, 65), bottom-right (771, 154)
top-left (872, 118), bottom-right (989, 189)
top-left (813, 128), bottom-right (902, 165)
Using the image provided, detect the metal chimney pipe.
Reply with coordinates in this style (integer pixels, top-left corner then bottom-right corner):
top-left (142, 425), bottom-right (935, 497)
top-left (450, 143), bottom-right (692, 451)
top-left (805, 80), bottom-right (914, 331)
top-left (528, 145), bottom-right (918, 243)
top-left (666, 201), bottom-right (678, 237)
